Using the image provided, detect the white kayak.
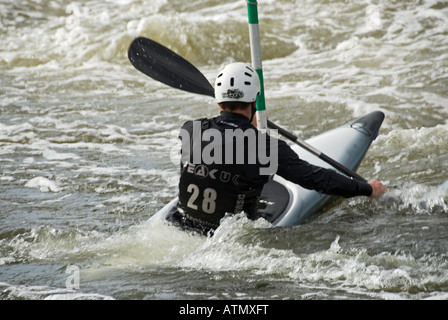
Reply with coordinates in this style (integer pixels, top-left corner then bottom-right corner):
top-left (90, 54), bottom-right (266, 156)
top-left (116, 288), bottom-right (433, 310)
top-left (151, 111), bottom-right (385, 227)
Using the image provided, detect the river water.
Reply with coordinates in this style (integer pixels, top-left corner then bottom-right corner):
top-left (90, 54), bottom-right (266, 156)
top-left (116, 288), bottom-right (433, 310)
top-left (1, 0), bottom-right (447, 301)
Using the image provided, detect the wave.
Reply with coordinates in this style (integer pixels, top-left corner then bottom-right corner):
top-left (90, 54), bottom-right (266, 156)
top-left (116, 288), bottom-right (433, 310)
top-left (377, 182), bottom-right (446, 217)
top-left (1, 0), bottom-right (448, 300)
top-left (1, 201), bottom-right (447, 299)
top-left (177, 214), bottom-right (448, 298)
top-left (0, 281), bottom-right (114, 300)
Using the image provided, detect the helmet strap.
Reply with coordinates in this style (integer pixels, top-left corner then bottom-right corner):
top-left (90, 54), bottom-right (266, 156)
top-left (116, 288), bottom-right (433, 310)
top-left (249, 103), bottom-right (257, 124)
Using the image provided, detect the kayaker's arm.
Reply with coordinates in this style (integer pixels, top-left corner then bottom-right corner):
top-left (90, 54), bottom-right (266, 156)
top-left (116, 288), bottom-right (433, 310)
top-left (275, 139), bottom-right (380, 198)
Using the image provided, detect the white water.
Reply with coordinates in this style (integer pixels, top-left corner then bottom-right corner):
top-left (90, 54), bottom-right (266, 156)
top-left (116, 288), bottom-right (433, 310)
top-left (1, 0), bottom-right (447, 300)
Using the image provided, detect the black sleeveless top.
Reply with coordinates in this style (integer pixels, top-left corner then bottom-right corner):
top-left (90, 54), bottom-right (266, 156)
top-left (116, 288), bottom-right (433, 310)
top-left (177, 112), bottom-right (272, 228)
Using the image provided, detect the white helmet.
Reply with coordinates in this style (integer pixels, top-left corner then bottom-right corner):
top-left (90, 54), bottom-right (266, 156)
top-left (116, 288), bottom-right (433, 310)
top-left (214, 62), bottom-right (260, 103)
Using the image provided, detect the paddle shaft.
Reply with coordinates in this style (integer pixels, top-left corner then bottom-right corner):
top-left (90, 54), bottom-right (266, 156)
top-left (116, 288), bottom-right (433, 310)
top-left (128, 37), bottom-right (368, 183)
top-left (266, 120), bottom-right (367, 182)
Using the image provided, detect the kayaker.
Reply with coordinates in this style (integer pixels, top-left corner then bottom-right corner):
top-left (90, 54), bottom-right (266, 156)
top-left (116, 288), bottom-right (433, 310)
top-left (167, 62), bottom-right (387, 235)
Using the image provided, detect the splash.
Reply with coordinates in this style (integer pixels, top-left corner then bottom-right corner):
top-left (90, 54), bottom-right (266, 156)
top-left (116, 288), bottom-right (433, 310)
top-left (0, 282), bottom-right (114, 300)
top-left (178, 218), bottom-right (448, 298)
top-left (380, 182), bottom-right (448, 215)
top-left (25, 177), bottom-right (61, 193)
top-left (0, 211), bottom-right (204, 268)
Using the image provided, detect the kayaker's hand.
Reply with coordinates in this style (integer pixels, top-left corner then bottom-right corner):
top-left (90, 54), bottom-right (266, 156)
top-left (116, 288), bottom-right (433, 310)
top-left (368, 179), bottom-right (388, 199)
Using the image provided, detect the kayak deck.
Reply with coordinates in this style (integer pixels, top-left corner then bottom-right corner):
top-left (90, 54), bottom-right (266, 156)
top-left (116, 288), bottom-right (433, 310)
top-left (258, 111), bottom-right (384, 226)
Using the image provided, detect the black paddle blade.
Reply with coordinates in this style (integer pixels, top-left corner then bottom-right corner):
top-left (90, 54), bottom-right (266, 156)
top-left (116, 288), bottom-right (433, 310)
top-left (128, 37), bottom-right (215, 97)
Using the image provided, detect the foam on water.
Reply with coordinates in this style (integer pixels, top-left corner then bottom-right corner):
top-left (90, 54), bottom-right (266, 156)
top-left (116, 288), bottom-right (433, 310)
top-left (176, 213), bottom-right (448, 299)
top-left (1, 196), bottom-right (447, 299)
top-left (381, 182), bottom-right (448, 216)
top-left (0, 282), bottom-right (114, 300)
top-left (2, 1), bottom-right (446, 131)
top-left (0, 205), bottom-right (202, 267)
top-left (25, 177), bottom-right (61, 193)
top-left (367, 124), bottom-right (448, 189)
top-left (1, 0), bottom-right (448, 300)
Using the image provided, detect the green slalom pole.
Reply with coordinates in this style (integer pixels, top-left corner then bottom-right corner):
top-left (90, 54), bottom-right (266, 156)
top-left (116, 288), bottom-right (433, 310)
top-left (247, 0), bottom-right (267, 131)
